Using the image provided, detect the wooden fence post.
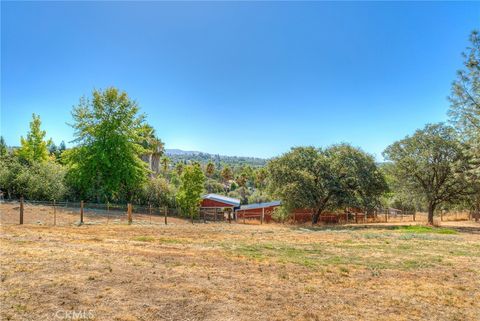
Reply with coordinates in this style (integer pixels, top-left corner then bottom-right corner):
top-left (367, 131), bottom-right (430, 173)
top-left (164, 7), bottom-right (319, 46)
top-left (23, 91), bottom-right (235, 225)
top-left (385, 211), bottom-right (388, 223)
top-left (53, 199), bottom-right (56, 226)
top-left (149, 203), bottom-right (152, 224)
top-left (440, 211), bottom-right (443, 222)
top-left (413, 211), bottom-right (416, 222)
top-left (164, 206), bottom-right (168, 225)
top-left (19, 197), bottom-right (24, 225)
top-left (127, 203), bottom-right (132, 224)
top-left (80, 200), bottom-right (84, 224)
top-left (261, 208), bottom-right (264, 225)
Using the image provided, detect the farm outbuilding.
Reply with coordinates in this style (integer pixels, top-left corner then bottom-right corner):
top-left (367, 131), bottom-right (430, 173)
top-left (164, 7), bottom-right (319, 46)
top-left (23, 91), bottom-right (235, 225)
top-left (236, 201), bottom-right (281, 223)
top-left (200, 194), bottom-right (240, 221)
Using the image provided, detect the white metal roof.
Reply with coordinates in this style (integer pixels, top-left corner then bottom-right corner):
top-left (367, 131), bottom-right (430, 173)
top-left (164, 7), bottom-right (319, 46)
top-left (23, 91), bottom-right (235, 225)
top-left (202, 193), bottom-right (241, 207)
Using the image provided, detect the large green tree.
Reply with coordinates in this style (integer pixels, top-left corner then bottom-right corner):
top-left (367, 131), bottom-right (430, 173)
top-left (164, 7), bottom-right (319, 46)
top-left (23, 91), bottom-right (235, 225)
top-left (267, 145), bottom-right (386, 224)
top-left (65, 88), bottom-right (150, 202)
top-left (383, 123), bottom-right (471, 225)
top-left (16, 114), bottom-right (51, 163)
top-left (176, 163), bottom-right (205, 219)
top-left (448, 30), bottom-right (480, 217)
top-left (449, 30), bottom-right (480, 150)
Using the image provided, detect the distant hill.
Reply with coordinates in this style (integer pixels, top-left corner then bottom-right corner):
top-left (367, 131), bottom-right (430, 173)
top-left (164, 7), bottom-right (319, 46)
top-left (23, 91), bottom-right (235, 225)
top-left (165, 149), bottom-right (267, 168)
top-left (165, 149), bottom-right (202, 156)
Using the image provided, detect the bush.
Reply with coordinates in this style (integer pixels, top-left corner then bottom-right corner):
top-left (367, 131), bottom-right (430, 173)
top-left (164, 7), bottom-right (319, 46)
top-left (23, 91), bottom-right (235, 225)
top-left (205, 178), bottom-right (225, 194)
top-left (272, 206), bottom-right (290, 223)
top-left (247, 190), bottom-right (271, 204)
top-left (141, 176), bottom-right (176, 207)
top-left (0, 156), bottom-right (67, 201)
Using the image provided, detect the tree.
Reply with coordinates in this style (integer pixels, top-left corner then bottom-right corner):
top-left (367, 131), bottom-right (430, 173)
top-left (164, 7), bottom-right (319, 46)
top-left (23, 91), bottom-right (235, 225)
top-left (142, 176), bottom-right (175, 207)
top-left (268, 145), bottom-right (387, 224)
top-left (383, 123), bottom-right (471, 225)
top-left (0, 136), bottom-right (7, 157)
top-left (328, 144), bottom-right (388, 213)
top-left (161, 156), bottom-right (169, 173)
top-left (205, 178), bottom-right (224, 194)
top-left (65, 88), bottom-right (150, 202)
top-left (254, 167), bottom-right (268, 188)
top-left (176, 163), bottom-right (205, 219)
top-left (448, 30), bottom-right (480, 218)
top-left (449, 30), bottom-right (480, 149)
top-left (221, 166), bottom-right (233, 183)
top-left (205, 162), bottom-right (215, 177)
top-left (140, 124), bottom-right (164, 175)
top-left (16, 114), bottom-right (51, 163)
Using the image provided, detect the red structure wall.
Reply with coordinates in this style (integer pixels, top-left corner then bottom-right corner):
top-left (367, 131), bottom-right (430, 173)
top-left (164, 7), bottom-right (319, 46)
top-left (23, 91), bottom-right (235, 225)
top-left (290, 209), bottom-right (349, 224)
top-left (236, 205), bottom-right (278, 223)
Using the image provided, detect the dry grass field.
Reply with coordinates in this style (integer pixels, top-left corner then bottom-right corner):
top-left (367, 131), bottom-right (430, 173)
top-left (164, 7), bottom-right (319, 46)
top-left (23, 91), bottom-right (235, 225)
top-left (1, 205), bottom-right (480, 321)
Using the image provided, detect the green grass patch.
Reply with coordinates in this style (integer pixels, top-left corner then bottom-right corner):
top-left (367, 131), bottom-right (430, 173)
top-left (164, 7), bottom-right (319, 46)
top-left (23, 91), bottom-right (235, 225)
top-left (132, 236), bottom-right (155, 242)
top-left (394, 225), bottom-right (457, 235)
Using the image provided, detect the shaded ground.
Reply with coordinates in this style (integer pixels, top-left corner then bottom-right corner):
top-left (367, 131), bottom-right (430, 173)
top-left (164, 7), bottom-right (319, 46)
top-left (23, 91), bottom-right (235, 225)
top-left (1, 208), bottom-right (479, 321)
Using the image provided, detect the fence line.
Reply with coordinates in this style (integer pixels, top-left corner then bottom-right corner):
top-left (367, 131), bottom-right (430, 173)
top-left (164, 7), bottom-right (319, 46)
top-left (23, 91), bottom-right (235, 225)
top-left (0, 198), bottom-right (476, 226)
top-left (0, 198), bottom-right (184, 226)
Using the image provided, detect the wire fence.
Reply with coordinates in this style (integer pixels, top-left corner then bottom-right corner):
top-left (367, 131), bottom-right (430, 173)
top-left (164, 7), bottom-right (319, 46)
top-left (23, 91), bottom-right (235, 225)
top-left (0, 199), bottom-right (184, 226)
top-left (0, 198), bottom-right (476, 227)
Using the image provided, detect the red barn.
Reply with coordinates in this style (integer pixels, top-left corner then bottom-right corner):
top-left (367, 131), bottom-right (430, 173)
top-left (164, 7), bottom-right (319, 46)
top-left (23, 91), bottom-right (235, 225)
top-left (200, 194), bottom-right (240, 221)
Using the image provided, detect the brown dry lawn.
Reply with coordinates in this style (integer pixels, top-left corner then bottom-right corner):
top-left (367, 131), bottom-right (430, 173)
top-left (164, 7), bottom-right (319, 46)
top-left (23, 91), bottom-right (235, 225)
top-left (1, 205), bottom-right (479, 321)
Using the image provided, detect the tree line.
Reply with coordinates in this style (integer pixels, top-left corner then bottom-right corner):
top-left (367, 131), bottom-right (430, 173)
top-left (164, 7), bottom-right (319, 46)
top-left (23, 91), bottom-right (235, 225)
top-left (1, 31), bottom-right (478, 224)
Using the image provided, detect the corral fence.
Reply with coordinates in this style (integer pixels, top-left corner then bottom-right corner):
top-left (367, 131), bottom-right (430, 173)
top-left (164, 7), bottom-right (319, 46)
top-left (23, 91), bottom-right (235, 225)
top-left (1, 198), bottom-right (477, 226)
top-left (0, 198), bottom-right (183, 226)
top-left (288, 208), bottom-right (475, 225)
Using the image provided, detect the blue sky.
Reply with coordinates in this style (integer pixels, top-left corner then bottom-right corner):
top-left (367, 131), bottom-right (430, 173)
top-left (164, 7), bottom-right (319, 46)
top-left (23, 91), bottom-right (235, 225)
top-left (1, 1), bottom-right (479, 160)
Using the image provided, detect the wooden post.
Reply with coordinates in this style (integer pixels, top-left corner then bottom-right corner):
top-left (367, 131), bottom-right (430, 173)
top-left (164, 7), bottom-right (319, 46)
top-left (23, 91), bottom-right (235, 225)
top-left (385, 211), bottom-right (388, 223)
top-left (261, 208), bottom-right (264, 225)
top-left (214, 210), bottom-right (217, 222)
top-left (413, 211), bottom-right (416, 222)
top-left (203, 210), bottom-right (206, 223)
top-left (228, 210), bottom-right (231, 223)
top-left (127, 203), bottom-right (132, 224)
top-left (19, 197), bottom-right (24, 225)
top-left (53, 199), bottom-right (56, 226)
top-left (149, 203), bottom-right (152, 224)
top-left (355, 213), bottom-right (358, 224)
top-left (441, 211), bottom-right (443, 222)
top-left (106, 202), bottom-right (110, 224)
top-left (164, 206), bottom-right (168, 225)
top-left (80, 200), bottom-right (84, 224)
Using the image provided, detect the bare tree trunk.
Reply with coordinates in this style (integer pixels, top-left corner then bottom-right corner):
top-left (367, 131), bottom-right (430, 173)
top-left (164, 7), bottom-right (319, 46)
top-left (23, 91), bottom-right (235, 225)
top-left (427, 203), bottom-right (436, 225)
top-left (312, 208), bottom-right (321, 225)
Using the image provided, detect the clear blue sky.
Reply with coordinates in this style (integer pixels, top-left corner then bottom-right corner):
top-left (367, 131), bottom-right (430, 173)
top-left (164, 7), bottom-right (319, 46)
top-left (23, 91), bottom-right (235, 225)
top-left (1, 1), bottom-right (479, 160)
